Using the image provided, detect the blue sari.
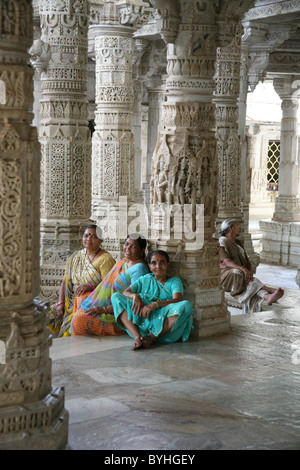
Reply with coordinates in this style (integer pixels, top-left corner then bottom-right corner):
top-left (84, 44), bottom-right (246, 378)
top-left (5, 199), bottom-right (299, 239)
top-left (111, 273), bottom-right (194, 343)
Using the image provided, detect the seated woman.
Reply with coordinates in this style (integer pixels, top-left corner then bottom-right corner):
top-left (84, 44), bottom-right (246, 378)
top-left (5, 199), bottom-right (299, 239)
top-left (219, 218), bottom-right (284, 313)
top-left (71, 234), bottom-right (149, 336)
top-left (111, 250), bottom-right (194, 350)
top-left (47, 225), bottom-right (115, 337)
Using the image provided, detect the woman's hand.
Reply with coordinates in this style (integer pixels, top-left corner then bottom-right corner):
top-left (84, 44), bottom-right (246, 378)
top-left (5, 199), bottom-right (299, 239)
top-left (56, 304), bottom-right (65, 318)
top-left (131, 294), bottom-right (144, 316)
top-left (75, 284), bottom-right (93, 296)
top-left (241, 267), bottom-right (253, 283)
top-left (140, 303), bottom-right (156, 319)
top-left (86, 306), bottom-right (105, 317)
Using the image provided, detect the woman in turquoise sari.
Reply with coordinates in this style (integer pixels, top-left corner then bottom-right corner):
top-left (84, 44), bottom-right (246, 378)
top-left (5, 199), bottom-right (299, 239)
top-left (111, 250), bottom-right (194, 350)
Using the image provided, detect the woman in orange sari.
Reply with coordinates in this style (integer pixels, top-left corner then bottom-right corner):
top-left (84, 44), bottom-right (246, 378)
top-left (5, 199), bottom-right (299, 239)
top-left (47, 225), bottom-right (115, 337)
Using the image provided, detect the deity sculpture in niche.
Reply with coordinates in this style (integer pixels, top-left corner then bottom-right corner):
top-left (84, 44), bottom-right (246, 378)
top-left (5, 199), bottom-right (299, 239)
top-left (154, 159), bottom-right (169, 203)
top-left (175, 157), bottom-right (187, 205)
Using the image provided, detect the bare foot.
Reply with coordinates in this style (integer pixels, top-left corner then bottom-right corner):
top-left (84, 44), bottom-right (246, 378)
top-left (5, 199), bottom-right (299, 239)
top-left (131, 336), bottom-right (143, 351)
top-left (141, 333), bottom-right (156, 349)
top-left (266, 288), bottom-right (284, 305)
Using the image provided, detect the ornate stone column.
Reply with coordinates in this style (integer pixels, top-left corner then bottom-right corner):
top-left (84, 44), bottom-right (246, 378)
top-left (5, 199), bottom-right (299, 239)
top-left (150, 0), bottom-right (227, 337)
top-left (259, 75), bottom-right (300, 266)
top-left (143, 75), bottom-right (165, 205)
top-left (132, 77), bottom-right (144, 200)
top-left (272, 77), bottom-right (300, 222)
top-left (214, 23), bottom-right (259, 270)
top-left (34, 0), bottom-right (92, 303)
top-left (0, 0), bottom-right (68, 449)
top-left (214, 24), bottom-right (244, 228)
top-left (89, 1), bottom-right (148, 256)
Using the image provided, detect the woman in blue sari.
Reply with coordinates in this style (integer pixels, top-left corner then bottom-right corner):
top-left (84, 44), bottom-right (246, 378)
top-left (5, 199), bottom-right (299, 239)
top-left (111, 250), bottom-right (194, 350)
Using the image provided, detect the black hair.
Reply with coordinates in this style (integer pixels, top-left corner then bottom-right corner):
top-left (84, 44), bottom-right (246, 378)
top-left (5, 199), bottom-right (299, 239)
top-left (126, 233), bottom-right (147, 251)
top-left (148, 250), bottom-right (170, 263)
top-left (84, 224), bottom-right (102, 239)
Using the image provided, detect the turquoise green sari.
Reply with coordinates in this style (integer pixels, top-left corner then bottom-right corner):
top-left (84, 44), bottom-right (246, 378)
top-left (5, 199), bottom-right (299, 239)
top-left (111, 273), bottom-right (194, 343)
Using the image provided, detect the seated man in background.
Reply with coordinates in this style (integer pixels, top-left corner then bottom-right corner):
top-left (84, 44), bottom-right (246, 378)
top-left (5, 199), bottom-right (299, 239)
top-left (219, 218), bottom-right (284, 313)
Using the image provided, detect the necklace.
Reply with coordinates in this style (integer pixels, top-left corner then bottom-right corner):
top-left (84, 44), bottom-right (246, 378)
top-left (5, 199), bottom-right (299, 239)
top-left (87, 247), bottom-right (100, 264)
top-left (152, 274), bottom-right (169, 300)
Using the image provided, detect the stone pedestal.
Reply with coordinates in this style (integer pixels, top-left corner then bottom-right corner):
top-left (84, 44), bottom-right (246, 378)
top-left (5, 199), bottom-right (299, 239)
top-left (0, 0), bottom-right (68, 450)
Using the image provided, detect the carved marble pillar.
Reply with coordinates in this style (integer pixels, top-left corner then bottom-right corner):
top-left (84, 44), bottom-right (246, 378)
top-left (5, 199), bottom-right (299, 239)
top-left (91, 23), bottom-right (136, 255)
top-left (214, 26), bottom-right (259, 270)
top-left (150, 0), bottom-right (231, 337)
top-left (89, 0), bottom-right (150, 255)
top-left (36, 0), bottom-right (92, 303)
top-left (214, 25), bottom-right (243, 228)
top-left (272, 77), bottom-right (300, 222)
top-left (259, 75), bottom-right (300, 266)
top-left (0, 0), bottom-right (68, 449)
top-left (143, 75), bottom-right (165, 205)
top-left (132, 77), bottom-right (144, 199)
top-left (237, 48), bottom-right (262, 268)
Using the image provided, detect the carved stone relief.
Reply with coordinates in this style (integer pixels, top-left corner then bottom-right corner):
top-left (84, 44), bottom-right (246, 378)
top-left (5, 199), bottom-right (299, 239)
top-left (35, 0), bottom-right (92, 302)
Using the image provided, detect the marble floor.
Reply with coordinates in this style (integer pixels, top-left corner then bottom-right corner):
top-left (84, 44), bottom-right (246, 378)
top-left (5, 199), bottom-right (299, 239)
top-left (49, 263), bottom-right (300, 451)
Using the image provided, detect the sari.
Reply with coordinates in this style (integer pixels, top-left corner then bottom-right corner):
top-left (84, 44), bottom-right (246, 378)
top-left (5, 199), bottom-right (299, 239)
top-left (219, 236), bottom-right (267, 313)
top-left (47, 249), bottom-right (115, 337)
top-left (111, 273), bottom-right (194, 343)
top-left (71, 258), bottom-right (149, 336)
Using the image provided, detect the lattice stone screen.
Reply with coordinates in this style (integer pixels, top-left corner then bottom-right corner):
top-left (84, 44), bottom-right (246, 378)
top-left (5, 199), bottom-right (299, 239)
top-left (267, 140), bottom-right (280, 191)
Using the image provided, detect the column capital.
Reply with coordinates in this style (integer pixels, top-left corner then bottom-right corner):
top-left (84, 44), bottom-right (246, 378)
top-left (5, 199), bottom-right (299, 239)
top-left (273, 75), bottom-right (300, 100)
top-left (89, 0), bottom-right (152, 26)
top-left (241, 20), bottom-right (296, 91)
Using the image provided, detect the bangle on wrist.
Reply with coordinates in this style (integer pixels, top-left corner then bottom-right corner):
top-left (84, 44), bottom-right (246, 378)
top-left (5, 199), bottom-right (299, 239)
top-left (57, 301), bottom-right (65, 307)
top-left (152, 301), bottom-right (159, 310)
top-left (87, 283), bottom-right (93, 290)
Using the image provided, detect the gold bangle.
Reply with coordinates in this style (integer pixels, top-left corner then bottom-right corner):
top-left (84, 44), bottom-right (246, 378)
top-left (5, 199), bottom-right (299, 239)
top-left (153, 301), bottom-right (159, 309)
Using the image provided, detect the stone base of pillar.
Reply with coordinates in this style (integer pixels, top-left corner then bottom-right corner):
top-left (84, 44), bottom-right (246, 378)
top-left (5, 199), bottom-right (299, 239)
top-left (92, 199), bottom-right (139, 259)
top-left (151, 239), bottom-right (230, 338)
top-left (0, 386), bottom-right (69, 450)
top-left (191, 289), bottom-right (230, 338)
top-left (259, 219), bottom-right (300, 266)
top-left (0, 300), bottom-right (68, 450)
top-left (39, 220), bottom-right (92, 304)
top-left (272, 195), bottom-right (300, 222)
